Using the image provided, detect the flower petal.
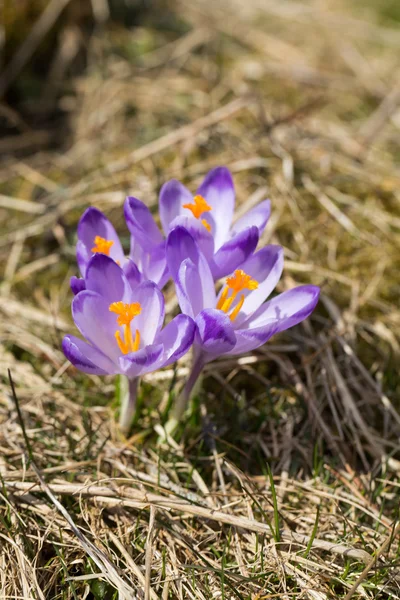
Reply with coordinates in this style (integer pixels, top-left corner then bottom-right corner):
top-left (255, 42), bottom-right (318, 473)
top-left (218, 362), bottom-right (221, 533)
top-left (167, 227), bottom-right (215, 316)
top-left (156, 314), bottom-right (196, 366)
top-left (123, 258), bottom-right (142, 290)
top-left (131, 280), bottom-right (165, 346)
top-left (244, 285), bottom-right (320, 332)
top-left (129, 237), bottom-right (168, 287)
top-left (195, 308), bottom-right (236, 356)
top-left (119, 343), bottom-right (164, 378)
top-left (168, 215), bottom-right (214, 262)
top-left (227, 285), bottom-right (319, 355)
top-left (70, 276), bottom-right (86, 295)
top-left (197, 167), bottom-right (235, 250)
top-left (226, 323), bottom-right (279, 355)
top-left (229, 245), bottom-right (284, 327)
top-left (72, 290), bottom-right (121, 363)
top-left (166, 226), bottom-right (203, 278)
top-left (77, 207), bottom-right (125, 275)
top-left (62, 335), bottom-right (116, 375)
top-left (211, 226), bottom-right (259, 280)
top-left (85, 254), bottom-right (131, 304)
top-left (124, 196), bottom-right (163, 252)
top-left (159, 179), bottom-right (192, 235)
top-left (231, 200), bottom-right (271, 236)
top-left (76, 240), bottom-right (90, 278)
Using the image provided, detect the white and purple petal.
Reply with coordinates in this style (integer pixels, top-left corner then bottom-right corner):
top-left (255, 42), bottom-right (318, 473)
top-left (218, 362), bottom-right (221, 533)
top-left (62, 335), bottom-right (117, 375)
top-left (244, 285), bottom-right (320, 333)
top-left (197, 167), bottom-right (235, 250)
top-left (77, 207), bottom-right (125, 273)
top-left (226, 323), bottom-right (279, 355)
top-left (156, 314), bottom-right (196, 367)
top-left (129, 237), bottom-right (168, 287)
top-left (119, 343), bottom-right (164, 378)
top-left (76, 240), bottom-right (90, 278)
top-left (70, 276), bottom-right (86, 296)
top-left (131, 280), bottom-right (165, 346)
top-left (72, 290), bottom-right (121, 363)
top-left (169, 215), bottom-right (214, 262)
top-left (124, 196), bottom-right (163, 252)
top-left (143, 243), bottom-right (169, 288)
top-left (159, 179), bottom-right (193, 235)
top-left (123, 258), bottom-right (142, 290)
top-left (85, 254), bottom-right (131, 304)
top-left (231, 200), bottom-right (271, 236)
top-left (195, 308), bottom-right (236, 357)
top-left (167, 227), bottom-right (216, 317)
top-left (211, 226), bottom-right (259, 280)
top-left (230, 245), bottom-right (284, 327)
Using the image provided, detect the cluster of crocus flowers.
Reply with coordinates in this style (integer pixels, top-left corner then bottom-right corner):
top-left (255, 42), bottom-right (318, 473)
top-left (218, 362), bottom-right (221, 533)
top-left (63, 166), bottom-right (319, 434)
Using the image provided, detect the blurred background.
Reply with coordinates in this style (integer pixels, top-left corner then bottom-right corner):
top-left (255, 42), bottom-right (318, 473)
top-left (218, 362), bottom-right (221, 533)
top-left (2, 0), bottom-right (400, 155)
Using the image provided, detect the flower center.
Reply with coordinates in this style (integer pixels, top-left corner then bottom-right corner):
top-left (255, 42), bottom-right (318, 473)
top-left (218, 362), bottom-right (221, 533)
top-left (109, 301), bottom-right (141, 354)
top-left (182, 195), bottom-right (212, 232)
top-left (92, 235), bottom-right (114, 256)
top-left (216, 269), bottom-right (259, 321)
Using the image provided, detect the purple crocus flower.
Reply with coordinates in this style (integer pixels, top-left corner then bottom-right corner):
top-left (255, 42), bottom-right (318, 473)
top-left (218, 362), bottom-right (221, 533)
top-left (70, 207), bottom-right (168, 295)
top-left (124, 166), bottom-right (271, 281)
top-left (166, 227), bottom-right (320, 423)
top-left (63, 253), bottom-right (195, 432)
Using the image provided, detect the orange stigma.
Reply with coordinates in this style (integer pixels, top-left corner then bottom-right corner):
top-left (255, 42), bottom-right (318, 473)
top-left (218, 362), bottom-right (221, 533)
top-left (109, 301), bottom-right (141, 354)
top-left (226, 270), bottom-right (259, 294)
top-left (216, 269), bottom-right (258, 321)
top-left (183, 195), bottom-right (212, 231)
top-left (92, 235), bottom-right (114, 256)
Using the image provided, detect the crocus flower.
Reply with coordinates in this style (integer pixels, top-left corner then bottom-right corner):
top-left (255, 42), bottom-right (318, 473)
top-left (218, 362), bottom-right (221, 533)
top-left (70, 207), bottom-right (168, 295)
top-left (166, 226), bottom-right (320, 422)
top-left (63, 253), bottom-right (195, 431)
top-left (124, 166), bottom-right (271, 281)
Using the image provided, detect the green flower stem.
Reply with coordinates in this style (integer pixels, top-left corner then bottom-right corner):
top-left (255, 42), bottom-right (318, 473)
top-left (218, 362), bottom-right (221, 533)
top-left (119, 376), bottom-right (139, 435)
top-left (164, 352), bottom-right (206, 437)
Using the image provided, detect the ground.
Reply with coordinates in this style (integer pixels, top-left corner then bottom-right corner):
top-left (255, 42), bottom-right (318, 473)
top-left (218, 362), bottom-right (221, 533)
top-left (0, 0), bottom-right (400, 598)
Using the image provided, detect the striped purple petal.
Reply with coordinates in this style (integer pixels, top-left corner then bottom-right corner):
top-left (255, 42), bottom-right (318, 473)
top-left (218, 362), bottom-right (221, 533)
top-left (159, 179), bottom-right (193, 235)
top-left (211, 226), bottom-right (259, 280)
top-left (85, 254), bottom-right (131, 304)
top-left (62, 335), bottom-right (117, 375)
top-left (195, 308), bottom-right (236, 357)
top-left (156, 314), bottom-right (196, 367)
top-left (231, 200), bottom-right (271, 236)
top-left (197, 167), bottom-right (235, 250)
top-left (124, 196), bottom-right (163, 252)
top-left (77, 207), bottom-right (125, 275)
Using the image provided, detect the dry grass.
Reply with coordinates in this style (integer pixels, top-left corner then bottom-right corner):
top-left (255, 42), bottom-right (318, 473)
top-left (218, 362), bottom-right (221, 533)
top-left (1, 0), bottom-right (400, 597)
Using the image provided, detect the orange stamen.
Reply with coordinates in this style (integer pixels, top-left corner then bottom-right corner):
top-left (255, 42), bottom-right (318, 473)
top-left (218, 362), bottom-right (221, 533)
top-left (216, 286), bottom-right (229, 310)
top-left (109, 301), bottom-right (142, 354)
top-left (183, 195), bottom-right (211, 219)
top-left (201, 218), bottom-right (211, 232)
top-left (229, 294), bottom-right (245, 321)
top-left (183, 194), bottom-right (212, 231)
top-left (109, 301), bottom-right (141, 326)
top-left (226, 270), bottom-right (259, 294)
top-left (92, 235), bottom-right (114, 256)
top-left (217, 270), bottom-right (258, 321)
